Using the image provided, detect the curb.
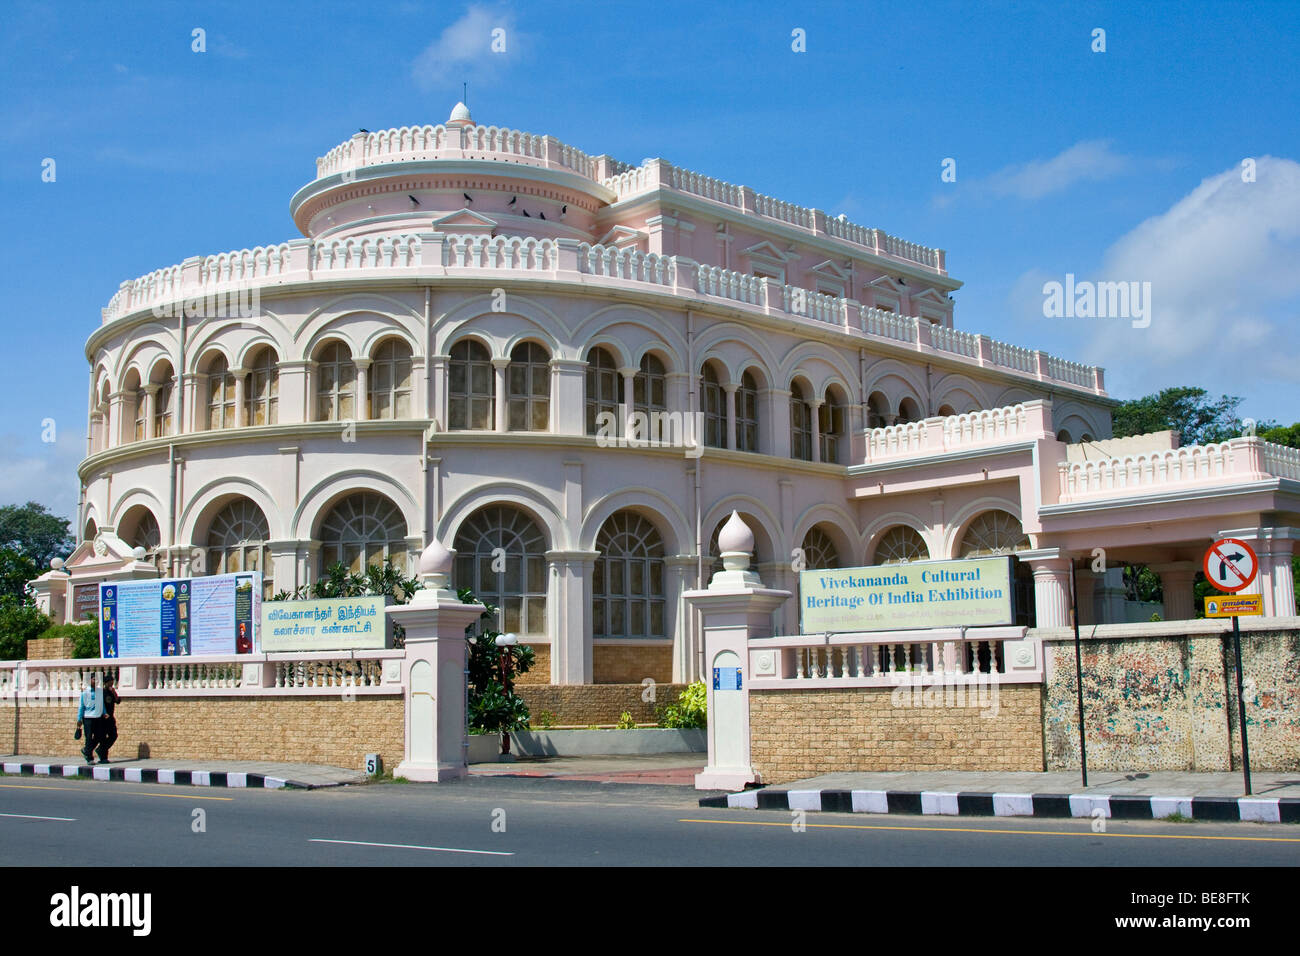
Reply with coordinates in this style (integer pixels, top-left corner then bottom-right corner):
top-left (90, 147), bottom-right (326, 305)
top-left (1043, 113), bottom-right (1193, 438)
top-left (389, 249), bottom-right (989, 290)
top-left (698, 788), bottom-right (1300, 823)
top-left (0, 761), bottom-right (339, 790)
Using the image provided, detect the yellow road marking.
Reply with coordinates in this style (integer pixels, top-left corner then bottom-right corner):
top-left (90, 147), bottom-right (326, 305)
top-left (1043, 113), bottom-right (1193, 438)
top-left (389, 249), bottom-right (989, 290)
top-left (0, 783), bottom-right (233, 801)
top-left (679, 818), bottom-right (1300, 842)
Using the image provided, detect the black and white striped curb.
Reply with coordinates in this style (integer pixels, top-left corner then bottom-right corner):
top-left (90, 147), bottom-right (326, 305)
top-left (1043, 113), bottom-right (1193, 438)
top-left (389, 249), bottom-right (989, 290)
top-left (699, 788), bottom-right (1300, 823)
top-left (0, 761), bottom-right (322, 789)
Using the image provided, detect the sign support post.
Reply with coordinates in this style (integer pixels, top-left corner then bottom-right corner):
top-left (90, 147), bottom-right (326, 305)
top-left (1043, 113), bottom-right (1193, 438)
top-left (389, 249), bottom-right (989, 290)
top-left (1202, 537), bottom-right (1260, 797)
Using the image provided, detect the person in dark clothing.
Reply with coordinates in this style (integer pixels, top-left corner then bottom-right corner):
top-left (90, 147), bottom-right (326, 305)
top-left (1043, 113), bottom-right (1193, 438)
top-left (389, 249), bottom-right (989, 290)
top-left (95, 674), bottom-right (121, 763)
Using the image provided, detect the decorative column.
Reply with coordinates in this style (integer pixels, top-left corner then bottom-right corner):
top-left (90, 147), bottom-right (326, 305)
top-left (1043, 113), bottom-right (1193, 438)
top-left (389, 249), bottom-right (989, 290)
top-left (810, 398), bottom-right (824, 463)
top-left (491, 357), bottom-right (510, 431)
top-left (545, 549), bottom-right (597, 683)
top-left (1018, 548), bottom-right (1073, 628)
top-left (768, 388), bottom-right (791, 458)
top-left (666, 555), bottom-right (700, 683)
top-left (428, 353), bottom-right (449, 431)
top-left (1152, 561), bottom-right (1199, 621)
top-left (1217, 526), bottom-right (1300, 617)
top-left (386, 539), bottom-right (486, 783)
top-left (142, 385), bottom-right (158, 440)
top-left (684, 512), bottom-right (791, 791)
top-left (233, 370), bottom-right (247, 427)
top-left (619, 366), bottom-right (637, 426)
top-left (275, 360), bottom-right (310, 424)
top-left (723, 383), bottom-right (738, 451)
top-left (354, 359), bottom-right (371, 421)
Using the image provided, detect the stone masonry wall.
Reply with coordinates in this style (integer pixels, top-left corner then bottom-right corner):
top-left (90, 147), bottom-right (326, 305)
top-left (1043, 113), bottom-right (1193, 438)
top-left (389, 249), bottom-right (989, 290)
top-left (749, 684), bottom-right (1044, 785)
top-left (25, 639), bottom-right (76, 660)
top-left (2, 695), bottom-right (404, 771)
top-left (1043, 628), bottom-right (1300, 772)
top-left (518, 682), bottom-right (687, 726)
top-left (593, 644), bottom-right (673, 684)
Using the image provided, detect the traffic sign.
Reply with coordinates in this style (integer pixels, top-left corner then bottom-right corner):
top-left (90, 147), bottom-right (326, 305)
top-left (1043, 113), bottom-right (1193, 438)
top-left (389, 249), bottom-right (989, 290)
top-left (1203, 538), bottom-right (1258, 593)
top-left (1205, 594), bottom-right (1262, 618)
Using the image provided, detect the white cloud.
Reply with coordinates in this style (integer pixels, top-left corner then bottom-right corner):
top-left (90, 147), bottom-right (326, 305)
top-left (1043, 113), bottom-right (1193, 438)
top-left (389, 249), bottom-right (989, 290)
top-left (411, 5), bottom-right (515, 93)
top-left (986, 140), bottom-right (1134, 200)
top-left (0, 433), bottom-right (84, 527)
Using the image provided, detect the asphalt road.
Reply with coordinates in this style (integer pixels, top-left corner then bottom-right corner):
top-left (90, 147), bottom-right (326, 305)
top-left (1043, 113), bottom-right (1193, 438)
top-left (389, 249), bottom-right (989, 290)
top-left (3, 773), bottom-right (1298, 867)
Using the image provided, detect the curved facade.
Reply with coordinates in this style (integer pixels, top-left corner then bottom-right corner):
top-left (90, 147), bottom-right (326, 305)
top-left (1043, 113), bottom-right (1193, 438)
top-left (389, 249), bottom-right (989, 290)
top-left (77, 103), bottom-right (1126, 685)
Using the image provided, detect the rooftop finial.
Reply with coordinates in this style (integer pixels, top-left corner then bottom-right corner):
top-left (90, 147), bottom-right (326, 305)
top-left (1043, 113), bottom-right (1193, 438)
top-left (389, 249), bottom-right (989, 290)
top-left (448, 99), bottom-right (473, 128)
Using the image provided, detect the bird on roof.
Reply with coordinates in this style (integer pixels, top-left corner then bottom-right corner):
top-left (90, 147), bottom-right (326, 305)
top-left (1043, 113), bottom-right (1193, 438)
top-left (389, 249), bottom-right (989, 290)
top-left (408, 195), bottom-right (420, 206)
top-left (538, 211), bottom-right (545, 220)
top-left (463, 193), bottom-right (473, 203)
top-left (521, 209), bottom-right (530, 217)
top-left (507, 196), bottom-right (517, 206)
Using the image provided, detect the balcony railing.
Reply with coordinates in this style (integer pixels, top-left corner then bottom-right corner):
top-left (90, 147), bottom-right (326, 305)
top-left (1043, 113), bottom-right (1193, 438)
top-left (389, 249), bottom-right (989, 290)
top-left (864, 402), bottom-right (1049, 463)
top-left (99, 234), bottom-right (1104, 396)
top-left (1056, 437), bottom-right (1299, 502)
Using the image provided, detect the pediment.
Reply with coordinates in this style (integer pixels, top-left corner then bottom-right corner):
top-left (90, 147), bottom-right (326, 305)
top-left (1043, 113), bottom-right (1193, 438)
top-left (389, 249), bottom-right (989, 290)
top-left (810, 259), bottom-right (851, 281)
top-left (430, 208), bottom-right (498, 235)
top-left (742, 240), bottom-right (794, 263)
top-left (595, 225), bottom-right (647, 249)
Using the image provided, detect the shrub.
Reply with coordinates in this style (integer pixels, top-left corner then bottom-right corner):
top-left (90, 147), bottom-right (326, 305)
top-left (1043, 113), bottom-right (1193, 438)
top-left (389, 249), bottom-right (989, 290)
top-left (457, 587), bottom-right (535, 734)
top-left (35, 622), bottom-right (100, 658)
top-left (656, 680), bottom-right (707, 729)
top-left (533, 710), bottom-right (557, 730)
top-left (616, 711), bottom-right (636, 729)
top-left (0, 597), bottom-right (51, 660)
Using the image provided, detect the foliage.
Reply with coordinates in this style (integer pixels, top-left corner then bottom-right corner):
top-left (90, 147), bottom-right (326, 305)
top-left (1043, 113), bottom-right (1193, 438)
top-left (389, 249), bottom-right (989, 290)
top-left (616, 711), bottom-right (637, 730)
top-left (1259, 422), bottom-right (1300, 448)
top-left (0, 547), bottom-right (39, 603)
top-left (456, 586), bottom-right (535, 734)
top-left (533, 709), bottom-right (557, 730)
top-left (0, 501), bottom-right (74, 569)
top-left (35, 622), bottom-right (100, 659)
top-left (0, 596), bottom-right (52, 660)
top-left (272, 561), bottom-right (418, 646)
top-left (1123, 565), bottom-right (1163, 604)
top-left (1112, 387), bottom-right (1246, 446)
top-left (656, 680), bottom-right (708, 729)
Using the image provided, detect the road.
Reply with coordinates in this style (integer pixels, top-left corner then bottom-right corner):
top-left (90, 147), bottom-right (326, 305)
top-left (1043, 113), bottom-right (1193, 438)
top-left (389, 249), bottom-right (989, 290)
top-left (3, 773), bottom-right (1297, 867)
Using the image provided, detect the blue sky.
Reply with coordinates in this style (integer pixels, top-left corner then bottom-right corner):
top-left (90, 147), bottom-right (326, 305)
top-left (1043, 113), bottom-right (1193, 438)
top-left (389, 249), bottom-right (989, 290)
top-left (3, 0), bottom-right (1298, 521)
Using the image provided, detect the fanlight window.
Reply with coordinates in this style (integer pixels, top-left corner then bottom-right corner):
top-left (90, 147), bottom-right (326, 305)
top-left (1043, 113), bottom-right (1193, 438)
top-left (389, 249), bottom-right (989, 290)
top-left (205, 499), bottom-right (273, 597)
top-left (874, 525), bottom-right (928, 564)
top-left (453, 506), bottom-right (548, 637)
top-left (800, 526), bottom-right (840, 570)
top-left (958, 511), bottom-right (1029, 557)
top-left (318, 493), bottom-right (409, 576)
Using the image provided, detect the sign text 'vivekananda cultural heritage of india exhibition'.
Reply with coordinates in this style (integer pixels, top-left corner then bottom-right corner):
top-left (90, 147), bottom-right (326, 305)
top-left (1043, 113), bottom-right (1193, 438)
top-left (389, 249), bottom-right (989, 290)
top-left (800, 556), bottom-right (1016, 633)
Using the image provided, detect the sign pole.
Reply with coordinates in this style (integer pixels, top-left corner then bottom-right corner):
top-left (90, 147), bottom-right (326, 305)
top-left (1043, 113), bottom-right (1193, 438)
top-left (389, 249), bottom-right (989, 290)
top-left (1231, 614), bottom-right (1252, 795)
top-left (1069, 560), bottom-right (1088, 788)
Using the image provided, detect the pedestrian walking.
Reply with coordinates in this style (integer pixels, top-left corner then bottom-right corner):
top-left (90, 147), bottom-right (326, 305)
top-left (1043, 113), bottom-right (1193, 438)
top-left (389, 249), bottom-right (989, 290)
top-left (75, 672), bottom-right (104, 765)
top-left (95, 674), bottom-right (120, 763)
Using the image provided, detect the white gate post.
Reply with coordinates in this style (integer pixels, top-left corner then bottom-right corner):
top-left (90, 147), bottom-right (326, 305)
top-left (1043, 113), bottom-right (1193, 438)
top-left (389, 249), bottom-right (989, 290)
top-left (684, 512), bottom-right (790, 791)
top-left (387, 539), bottom-right (485, 782)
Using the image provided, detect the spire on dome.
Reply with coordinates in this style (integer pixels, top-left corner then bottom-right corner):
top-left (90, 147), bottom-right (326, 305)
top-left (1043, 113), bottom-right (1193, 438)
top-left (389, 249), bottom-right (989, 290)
top-left (448, 101), bottom-right (473, 127)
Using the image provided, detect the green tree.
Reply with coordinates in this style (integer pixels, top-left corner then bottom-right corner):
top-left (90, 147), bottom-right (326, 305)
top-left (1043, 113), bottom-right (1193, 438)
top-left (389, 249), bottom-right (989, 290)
top-left (1112, 387), bottom-right (1245, 446)
top-left (0, 547), bottom-right (39, 602)
top-left (0, 596), bottom-right (51, 660)
top-left (273, 561), bottom-right (419, 645)
top-left (0, 501), bottom-right (73, 568)
top-left (1259, 422), bottom-right (1300, 448)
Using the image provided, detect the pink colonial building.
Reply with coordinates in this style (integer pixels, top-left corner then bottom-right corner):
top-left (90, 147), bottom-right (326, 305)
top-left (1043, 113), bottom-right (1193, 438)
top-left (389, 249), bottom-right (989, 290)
top-left (33, 102), bottom-right (1300, 686)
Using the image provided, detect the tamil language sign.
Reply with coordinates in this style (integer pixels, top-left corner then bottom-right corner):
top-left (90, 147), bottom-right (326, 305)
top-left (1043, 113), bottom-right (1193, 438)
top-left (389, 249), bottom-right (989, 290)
top-left (99, 572), bottom-right (261, 658)
top-left (1205, 594), bottom-right (1262, 618)
top-left (799, 556), bottom-right (1016, 633)
top-left (260, 595), bottom-right (391, 651)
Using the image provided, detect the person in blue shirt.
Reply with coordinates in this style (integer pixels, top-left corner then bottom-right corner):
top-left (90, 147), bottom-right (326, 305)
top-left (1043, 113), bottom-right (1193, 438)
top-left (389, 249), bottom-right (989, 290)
top-left (76, 673), bottom-right (104, 765)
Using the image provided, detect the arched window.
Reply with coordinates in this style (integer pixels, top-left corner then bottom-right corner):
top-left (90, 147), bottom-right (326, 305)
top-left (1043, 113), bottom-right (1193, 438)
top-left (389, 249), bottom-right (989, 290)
top-left (937, 404), bottom-right (957, 418)
top-left (318, 492), bottom-right (409, 575)
top-left (206, 355), bottom-right (236, 430)
top-left (593, 511), bottom-right (665, 639)
top-left (875, 525), bottom-right (928, 564)
top-left (1056, 429), bottom-right (1073, 443)
top-left (819, 387), bottom-right (846, 464)
top-left (736, 370), bottom-right (759, 452)
top-left (449, 340), bottom-right (493, 430)
top-left (453, 506), bottom-right (547, 637)
top-left (315, 342), bottom-right (356, 421)
top-left (958, 509), bottom-right (1033, 635)
top-left (701, 363), bottom-right (725, 449)
top-left (585, 347), bottom-right (620, 434)
top-left (127, 509), bottom-right (166, 575)
top-left (866, 391), bottom-right (890, 429)
top-left (897, 396), bottom-right (923, 425)
top-left (790, 382), bottom-right (813, 461)
top-left (128, 373), bottom-right (146, 442)
top-left (245, 347), bottom-right (279, 426)
top-left (369, 338), bottom-right (412, 420)
top-left (634, 353), bottom-right (667, 418)
top-left (94, 382), bottom-right (111, 452)
top-left (84, 518), bottom-right (98, 543)
top-left (507, 342), bottom-right (550, 431)
top-left (205, 498), bottom-right (273, 597)
top-left (152, 363), bottom-right (175, 437)
top-left (801, 526), bottom-right (840, 570)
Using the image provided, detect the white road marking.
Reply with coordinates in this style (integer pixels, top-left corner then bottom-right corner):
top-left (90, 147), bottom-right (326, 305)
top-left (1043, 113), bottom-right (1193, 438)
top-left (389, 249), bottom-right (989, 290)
top-left (309, 838), bottom-right (513, 856)
top-left (0, 812), bottom-right (76, 821)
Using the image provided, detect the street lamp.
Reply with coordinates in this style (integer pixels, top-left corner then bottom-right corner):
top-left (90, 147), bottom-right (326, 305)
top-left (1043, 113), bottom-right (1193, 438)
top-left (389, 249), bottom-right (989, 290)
top-left (495, 632), bottom-right (518, 756)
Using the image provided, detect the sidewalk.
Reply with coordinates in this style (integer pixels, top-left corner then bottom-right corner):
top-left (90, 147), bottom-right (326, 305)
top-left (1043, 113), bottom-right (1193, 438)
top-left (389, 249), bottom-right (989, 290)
top-left (1, 755), bottom-right (365, 789)
top-left (698, 770), bottom-right (1300, 823)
